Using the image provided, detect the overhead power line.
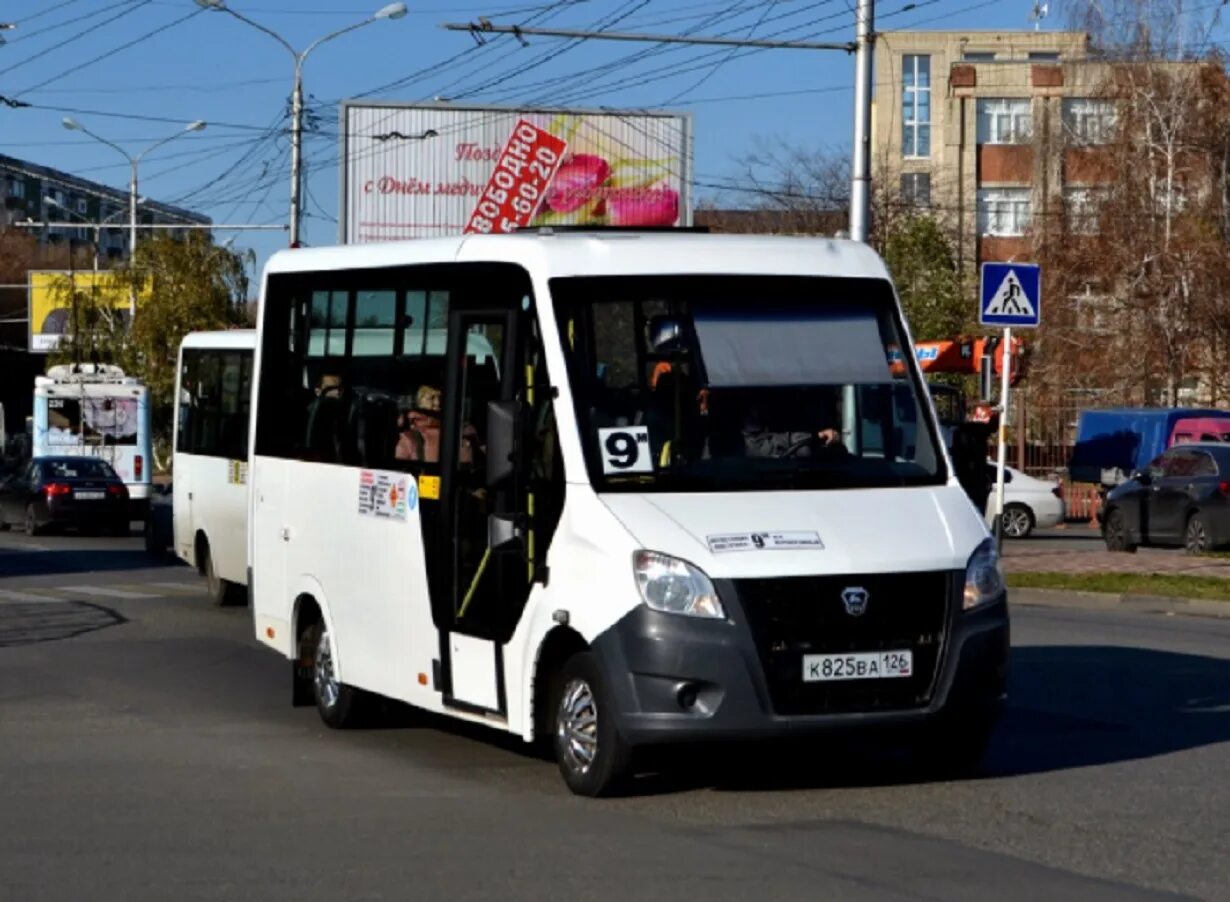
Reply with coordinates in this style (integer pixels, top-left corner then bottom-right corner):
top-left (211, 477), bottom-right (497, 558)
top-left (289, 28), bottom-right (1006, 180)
top-left (441, 22), bottom-right (855, 52)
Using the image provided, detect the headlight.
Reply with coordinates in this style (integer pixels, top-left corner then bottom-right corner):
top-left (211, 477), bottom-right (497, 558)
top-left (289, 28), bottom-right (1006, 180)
top-left (963, 538), bottom-right (1005, 610)
top-left (632, 550), bottom-right (725, 619)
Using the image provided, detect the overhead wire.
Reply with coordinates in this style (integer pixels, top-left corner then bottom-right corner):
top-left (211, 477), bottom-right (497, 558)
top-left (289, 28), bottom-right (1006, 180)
top-left (12, 6), bottom-right (207, 98)
top-left (0, 1), bottom-right (153, 76)
top-left (480, 0), bottom-right (838, 107)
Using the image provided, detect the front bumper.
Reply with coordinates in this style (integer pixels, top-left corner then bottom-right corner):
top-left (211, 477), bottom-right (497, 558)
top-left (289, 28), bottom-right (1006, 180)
top-left (590, 577), bottom-right (1008, 746)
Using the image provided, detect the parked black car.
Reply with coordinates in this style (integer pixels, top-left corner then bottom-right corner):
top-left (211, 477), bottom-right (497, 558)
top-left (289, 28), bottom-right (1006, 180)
top-left (0, 456), bottom-right (130, 536)
top-left (1102, 443), bottom-right (1230, 553)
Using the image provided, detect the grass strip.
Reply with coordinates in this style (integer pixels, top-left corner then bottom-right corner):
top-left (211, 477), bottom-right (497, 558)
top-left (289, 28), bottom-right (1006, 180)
top-left (1008, 571), bottom-right (1230, 601)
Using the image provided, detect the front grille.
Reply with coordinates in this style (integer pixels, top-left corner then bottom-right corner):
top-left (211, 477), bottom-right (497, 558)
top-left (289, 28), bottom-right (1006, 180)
top-left (730, 571), bottom-right (954, 716)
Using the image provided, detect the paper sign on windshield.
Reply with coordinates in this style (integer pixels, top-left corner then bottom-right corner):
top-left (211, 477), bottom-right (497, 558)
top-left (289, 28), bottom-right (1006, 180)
top-left (707, 531), bottom-right (824, 554)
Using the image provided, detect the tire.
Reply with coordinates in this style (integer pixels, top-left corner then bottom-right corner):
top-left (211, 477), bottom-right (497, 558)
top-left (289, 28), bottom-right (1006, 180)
top-left (143, 518), bottom-right (161, 554)
top-left (1103, 508), bottom-right (1137, 553)
top-left (310, 621), bottom-right (364, 729)
top-left (202, 541), bottom-right (244, 607)
top-left (1184, 512), bottom-right (1211, 555)
top-left (911, 706), bottom-right (999, 780)
top-left (24, 504), bottom-right (42, 537)
top-left (1001, 503), bottom-right (1034, 539)
top-left (551, 651), bottom-right (632, 797)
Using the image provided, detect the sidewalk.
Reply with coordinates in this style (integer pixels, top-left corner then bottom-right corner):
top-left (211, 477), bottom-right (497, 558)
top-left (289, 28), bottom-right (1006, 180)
top-left (1002, 542), bottom-right (1230, 579)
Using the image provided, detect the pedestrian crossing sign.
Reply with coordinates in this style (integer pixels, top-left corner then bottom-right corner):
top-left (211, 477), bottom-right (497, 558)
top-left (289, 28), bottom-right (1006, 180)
top-left (980, 262), bottom-right (1041, 328)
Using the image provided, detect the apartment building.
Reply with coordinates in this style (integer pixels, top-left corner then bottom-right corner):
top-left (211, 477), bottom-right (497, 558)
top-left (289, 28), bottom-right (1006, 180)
top-left (873, 30), bottom-right (1119, 268)
top-left (0, 154), bottom-right (210, 260)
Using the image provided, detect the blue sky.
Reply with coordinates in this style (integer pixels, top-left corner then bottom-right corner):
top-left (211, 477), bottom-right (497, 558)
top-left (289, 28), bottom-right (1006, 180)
top-left (1, 0), bottom-right (1226, 281)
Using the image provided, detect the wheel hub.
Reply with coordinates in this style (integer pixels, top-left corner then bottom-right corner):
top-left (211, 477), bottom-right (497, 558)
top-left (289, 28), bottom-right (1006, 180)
top-left (314, 630), bottom-right (340, 711)
top-left (557, 678), bottom-right (598, 775)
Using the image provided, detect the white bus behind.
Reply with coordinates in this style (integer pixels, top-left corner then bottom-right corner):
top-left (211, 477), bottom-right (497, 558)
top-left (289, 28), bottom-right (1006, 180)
top-left (173, 329), bottom-right (255, 606)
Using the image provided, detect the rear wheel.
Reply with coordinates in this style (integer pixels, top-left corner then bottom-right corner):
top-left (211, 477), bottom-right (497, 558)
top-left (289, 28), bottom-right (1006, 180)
top-left (1001, 503), bottom-right (1034, 539)
top-left (1103, 508), bottom-right (1137, 553)
top-left (310, 621), bottom-right (364, 729)
top-left (24, 504), bottom-right (41, 537)
top-left (1185, 512), bottom-right (1211, 555)
top-left (551, 651), bottom-right (632, 797)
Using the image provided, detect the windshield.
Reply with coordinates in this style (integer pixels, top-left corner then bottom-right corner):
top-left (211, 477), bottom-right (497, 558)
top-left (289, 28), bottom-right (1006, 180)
top-left (551, 275), bottom-right (945, 493)
top-left (43, 458), bottom-right (117, 480)
top-left (47, 395), bottom-right (140, 447)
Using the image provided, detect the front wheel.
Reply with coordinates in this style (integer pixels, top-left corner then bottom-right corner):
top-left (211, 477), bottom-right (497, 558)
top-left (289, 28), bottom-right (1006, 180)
top-left (551, 652), bottom-right (632, 797)
top-left (1001, 503), bottom-right (1034, 539)
top-left (1103, 508), bottom-right (1137, 553)
top-left (1185, 512), bottom-right (1211, 555)
top-left (202, 543), bottom-right (244, 606)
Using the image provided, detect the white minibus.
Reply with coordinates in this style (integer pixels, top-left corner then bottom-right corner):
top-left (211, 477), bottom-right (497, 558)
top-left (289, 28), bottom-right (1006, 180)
top-left (248, 232), bottom-right (1008, 796)
top-left (173, 330), bottom-right (255, 605)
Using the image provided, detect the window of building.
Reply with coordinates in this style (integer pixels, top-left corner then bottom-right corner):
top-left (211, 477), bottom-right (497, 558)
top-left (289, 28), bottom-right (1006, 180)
top-left (902, 54), bottom-right (931, 158)
top-left (977, 188), bottom-right (1031, 236)
top-left (962, 51), bottom-right (997, 61)
top-left (1064, 187), bottom-right (1107, 235)
top-left (4, 176), bottom-right (24, 200)
top-left (1062, 98), bottom-right (1116, 145)
top-left (900, 172), bottom-right (931, 207)
top-left (1073, 290), bottom-right (1114, 334)
top-left (1028, 51), bottom-right (1060, 61)
top-left (976, 98), bottom-right (1033, 144)
top-left (76, 197), bottom-right (88, 215)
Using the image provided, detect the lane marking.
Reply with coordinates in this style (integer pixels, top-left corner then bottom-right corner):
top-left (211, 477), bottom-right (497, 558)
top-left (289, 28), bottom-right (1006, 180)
top-left (143, 581), bottom-right (208, 595)
top-left (59, 585), bottom-right (160, 600)
top-left (0, 589), bottom-right (67, 603)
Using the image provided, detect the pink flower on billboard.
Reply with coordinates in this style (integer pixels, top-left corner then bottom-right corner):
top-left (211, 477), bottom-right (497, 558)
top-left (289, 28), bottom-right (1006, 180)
top-left (608, 185), bottom-right (681, 227)
top-left (544, 154), bottom-right (612, 213)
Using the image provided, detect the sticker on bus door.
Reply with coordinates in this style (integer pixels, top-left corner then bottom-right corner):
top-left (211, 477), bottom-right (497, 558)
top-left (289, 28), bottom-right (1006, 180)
top-left (358, 470), bottom-right (417, 521)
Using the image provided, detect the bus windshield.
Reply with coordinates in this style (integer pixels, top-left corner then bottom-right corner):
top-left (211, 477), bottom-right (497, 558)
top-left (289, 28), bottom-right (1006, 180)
top-left (47, 395), bottom-right (140, 447)
top-left (551, 275), bottom-right (945, 493)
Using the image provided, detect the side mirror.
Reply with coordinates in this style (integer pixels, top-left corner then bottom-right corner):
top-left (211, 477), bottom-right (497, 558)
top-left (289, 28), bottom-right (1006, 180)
top-left (486, 400), bottom-right (518, 489)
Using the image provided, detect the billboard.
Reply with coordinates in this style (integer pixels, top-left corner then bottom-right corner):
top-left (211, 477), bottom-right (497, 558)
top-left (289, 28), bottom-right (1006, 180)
top-left (28, 271), bottom-right (150, 353)
top-left (340, 102), bottom-right (692, 243)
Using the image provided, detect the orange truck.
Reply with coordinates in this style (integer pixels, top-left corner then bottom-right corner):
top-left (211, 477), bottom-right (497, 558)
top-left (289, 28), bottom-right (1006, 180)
top-left (890, 336), bottom-right (1026, 384)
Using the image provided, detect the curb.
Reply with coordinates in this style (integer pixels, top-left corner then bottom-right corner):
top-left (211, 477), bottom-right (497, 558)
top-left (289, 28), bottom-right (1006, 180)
top-left (1010, 587), bottom-right (1230, 619)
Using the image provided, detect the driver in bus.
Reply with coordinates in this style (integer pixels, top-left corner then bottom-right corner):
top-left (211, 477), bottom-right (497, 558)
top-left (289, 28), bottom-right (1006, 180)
top-left (741, 400), bottom-right (844, 459)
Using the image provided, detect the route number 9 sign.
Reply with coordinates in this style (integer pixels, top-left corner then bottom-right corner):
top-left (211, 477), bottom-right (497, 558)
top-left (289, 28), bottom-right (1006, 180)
top-left (597, 426), bottom-right (653, 474)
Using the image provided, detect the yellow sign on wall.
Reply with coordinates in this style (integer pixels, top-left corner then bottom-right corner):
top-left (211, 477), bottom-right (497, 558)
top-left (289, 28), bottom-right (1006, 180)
top-left (28, 270), bottom-right (151, 353)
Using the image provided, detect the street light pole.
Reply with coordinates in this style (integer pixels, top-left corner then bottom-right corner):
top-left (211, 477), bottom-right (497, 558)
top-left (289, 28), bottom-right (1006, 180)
top-left (849, 0), bottom-right (875, 243)
top-left (194, 0), bottom-right (407, 247)
top-left (62, 117), bottom-right (207, 317)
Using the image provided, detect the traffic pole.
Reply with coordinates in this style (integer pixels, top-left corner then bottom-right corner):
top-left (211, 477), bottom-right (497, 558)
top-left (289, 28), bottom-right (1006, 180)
top-left (994, 327), bottom-right (1012, 551)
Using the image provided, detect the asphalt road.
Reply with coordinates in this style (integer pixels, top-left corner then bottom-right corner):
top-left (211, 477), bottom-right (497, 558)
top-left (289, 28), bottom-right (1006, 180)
top-left (2, 528), bottom-right (1228, 901)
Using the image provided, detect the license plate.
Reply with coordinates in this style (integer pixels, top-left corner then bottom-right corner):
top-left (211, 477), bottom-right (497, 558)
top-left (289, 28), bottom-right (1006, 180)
top-left (74, 491), bottom-right (105, 500)
top-left (802, 650), bottom-right (913, 682)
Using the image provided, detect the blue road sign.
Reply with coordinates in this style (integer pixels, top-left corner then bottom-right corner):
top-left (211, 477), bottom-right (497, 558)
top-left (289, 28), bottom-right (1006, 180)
top-left (980, 262), bottom-right (1041, 328)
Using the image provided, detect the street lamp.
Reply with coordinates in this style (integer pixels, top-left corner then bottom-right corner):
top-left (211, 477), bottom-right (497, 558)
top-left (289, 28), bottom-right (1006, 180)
top-left (62, 116), bottom-right (206, 315)
top-left (194, 0), bottom-right (407, 246)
